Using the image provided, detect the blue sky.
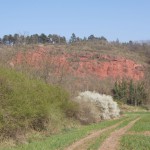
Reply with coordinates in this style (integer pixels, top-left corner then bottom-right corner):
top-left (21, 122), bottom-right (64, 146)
top-left (0, 0), bottom-right (150, 42)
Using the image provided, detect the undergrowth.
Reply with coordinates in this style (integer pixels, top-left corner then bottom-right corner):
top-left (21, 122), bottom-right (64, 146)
top-left (0, 66), bottom-right (77, 140)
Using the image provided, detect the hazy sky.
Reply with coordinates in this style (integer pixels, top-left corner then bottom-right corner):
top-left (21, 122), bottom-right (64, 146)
top-left (0, 0), bottom-right (150, 42)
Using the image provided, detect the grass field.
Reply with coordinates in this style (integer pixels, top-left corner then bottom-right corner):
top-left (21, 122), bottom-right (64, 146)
top-left (120, 112), bottom-right (150, 150)
top-left (120, 135), bottom-right (150, 150)
top-left (1, 112), bottom-right (149, 150)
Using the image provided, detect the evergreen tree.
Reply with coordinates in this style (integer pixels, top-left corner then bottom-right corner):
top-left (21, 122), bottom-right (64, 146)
top-left (69, 33), bottom-right (77, 43)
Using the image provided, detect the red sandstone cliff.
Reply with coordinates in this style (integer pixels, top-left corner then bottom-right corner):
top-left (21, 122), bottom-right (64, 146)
top-left (9, 47), bottom-right (144, 80)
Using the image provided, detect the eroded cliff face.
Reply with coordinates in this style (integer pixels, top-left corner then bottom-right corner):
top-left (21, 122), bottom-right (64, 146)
top-left (10, 47), bottom-right (144, 80)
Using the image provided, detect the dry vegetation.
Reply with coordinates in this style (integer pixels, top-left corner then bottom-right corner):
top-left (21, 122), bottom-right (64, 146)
top-left (0, 40), bottom-right (150, 101)
top-left (0, 40), bottom-right (150, 148)
top-left (0, 40), bottom-right (150, 100)
top-left (1, 40), bottom-right (149, 98)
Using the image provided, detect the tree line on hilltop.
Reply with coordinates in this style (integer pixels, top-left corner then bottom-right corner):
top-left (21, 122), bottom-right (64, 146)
top-left (0, 33), bottom-right (108, 45)
top-left (0, 33), bottom-right (150, 59)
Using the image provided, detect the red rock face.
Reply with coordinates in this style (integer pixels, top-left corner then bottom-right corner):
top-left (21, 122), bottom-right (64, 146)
top-left (10, 47), bottom-right (144, 80)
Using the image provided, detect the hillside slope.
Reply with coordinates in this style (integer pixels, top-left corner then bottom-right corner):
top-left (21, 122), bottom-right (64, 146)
top-left (0, 66), bottom-right (77, 140)
top-left (1, 41), bottom-right (148, 98)
top-left (10, 46), bottom-right (144, 80)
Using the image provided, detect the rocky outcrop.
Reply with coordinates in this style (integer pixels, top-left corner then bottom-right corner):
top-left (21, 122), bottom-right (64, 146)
top-left (10, 47), bottom-right (144, 80)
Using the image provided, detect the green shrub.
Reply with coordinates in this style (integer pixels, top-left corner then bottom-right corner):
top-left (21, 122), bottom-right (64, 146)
top-left (113, 79), bottom-right (147, 106)
top-left (0, 67), bottom-right (76, 139)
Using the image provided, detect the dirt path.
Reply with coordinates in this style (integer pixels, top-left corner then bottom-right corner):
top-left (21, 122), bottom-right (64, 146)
top-left (65, 120), bottom-right (123, 150)
top-left (98, 117), bottom-right (140, 150)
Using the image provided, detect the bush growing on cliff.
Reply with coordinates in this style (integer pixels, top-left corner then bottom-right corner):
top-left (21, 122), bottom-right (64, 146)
top-left (0, 66), bottom-right (77, 140)
top-left (113, 80), bottom-right (147, 106)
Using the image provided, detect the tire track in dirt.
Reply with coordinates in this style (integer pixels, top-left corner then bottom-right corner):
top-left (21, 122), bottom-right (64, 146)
top-left (98, 117), bottom-right (140, 150)
top-left (65, 120), bottom-right (124, 150)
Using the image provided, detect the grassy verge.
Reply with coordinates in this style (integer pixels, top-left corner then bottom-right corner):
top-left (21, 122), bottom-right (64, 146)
top-left (120, 112), bottom-right (150, 150)
top-left (120, 135), bottom-right (150, 150)
top-left (129, 113), bottom-right (150, 132)
top-left (2, 117), bottom-right (126, 150)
